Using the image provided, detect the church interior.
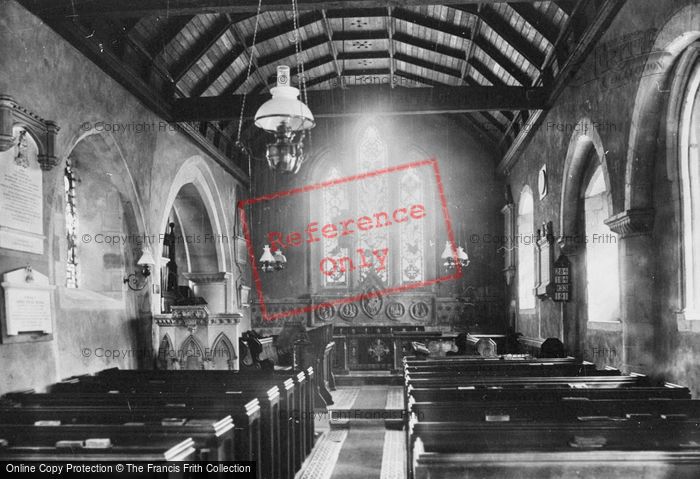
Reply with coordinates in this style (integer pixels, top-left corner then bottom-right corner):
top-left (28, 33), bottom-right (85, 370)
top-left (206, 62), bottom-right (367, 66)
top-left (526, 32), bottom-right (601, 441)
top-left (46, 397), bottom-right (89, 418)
top-left (1, 0), bottom-right (700, 477)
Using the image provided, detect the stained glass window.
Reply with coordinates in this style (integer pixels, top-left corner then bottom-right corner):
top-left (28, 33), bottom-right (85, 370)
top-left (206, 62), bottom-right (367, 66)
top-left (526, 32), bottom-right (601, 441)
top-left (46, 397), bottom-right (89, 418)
top-left (322, 167), bottom-right (349, 286)
top-left (64, 157), bottom-right (79, 288)
top-left (316, 125), bottom-right (428, 289)
top-left (400, 168), bottom-right (424, 283)
top-left (357, 125), bottom-right (389, 283)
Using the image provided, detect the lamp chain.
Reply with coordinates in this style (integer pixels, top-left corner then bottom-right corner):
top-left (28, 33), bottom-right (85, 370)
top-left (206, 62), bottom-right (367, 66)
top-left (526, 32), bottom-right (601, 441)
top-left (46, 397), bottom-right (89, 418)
top-left (291, 0), bottom-right (311, 152)
top-left (236, 0), bottom-right (264, 146)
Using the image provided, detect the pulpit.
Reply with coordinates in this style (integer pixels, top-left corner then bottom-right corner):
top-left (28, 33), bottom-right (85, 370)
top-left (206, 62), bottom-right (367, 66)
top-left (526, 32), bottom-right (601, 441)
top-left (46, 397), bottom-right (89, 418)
top-left (153, 305), bottom-right (242, 370)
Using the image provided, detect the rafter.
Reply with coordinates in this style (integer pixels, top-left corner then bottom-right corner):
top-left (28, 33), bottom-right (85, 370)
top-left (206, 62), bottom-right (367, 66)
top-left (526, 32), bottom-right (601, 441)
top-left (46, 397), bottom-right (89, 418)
top-left (228, 17), bottom-right (271, 94)
top-left (386, 6), bottom-right (396, 89)
top-left (184, 12), bottom-right (324, 97)
top-left (142, 15), bottom-right (194, 59)
top-left (461, 3), bottom-right (481, 85)
top-left (172, 85), bottom-right (548, 121)
top-left (452, 5), bottom-right (546, 70)
top-left (394, 53), bottom-right (463, 80)
top-left (170, 14), bottom-right (251, 84)
top-left (498, 0), bottom-right (625, 175)
top-left (469, 57), bottom-right (505, 86)
top-left (32, 0), bottom-right (549, 18)
top-left (508, 2), bottom-right (560, 45)
top-left (392, 8), bottom-right (532, 86)
top-left (321, 9), bottom-right (343, 85)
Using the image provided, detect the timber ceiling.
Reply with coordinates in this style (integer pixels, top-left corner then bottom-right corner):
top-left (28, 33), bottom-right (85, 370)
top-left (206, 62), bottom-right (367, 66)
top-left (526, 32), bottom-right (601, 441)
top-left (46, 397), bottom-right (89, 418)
top-left (19, 0), bottom-right (626, 179)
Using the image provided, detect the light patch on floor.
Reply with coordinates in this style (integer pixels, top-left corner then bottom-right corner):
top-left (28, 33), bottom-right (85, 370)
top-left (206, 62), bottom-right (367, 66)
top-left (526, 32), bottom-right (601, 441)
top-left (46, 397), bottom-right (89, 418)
top-left (296, 429), bottom-right (349, 479)
top-left (385, 387), bottom-right (403, 410)
top-left (380, 429), bottom-right (406, 479)
top-left (327, 387), bottom-right (361, 410)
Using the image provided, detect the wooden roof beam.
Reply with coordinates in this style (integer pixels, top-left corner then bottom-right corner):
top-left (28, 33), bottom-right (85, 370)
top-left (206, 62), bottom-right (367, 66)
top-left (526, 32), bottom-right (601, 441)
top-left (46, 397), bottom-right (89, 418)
top-left (30, 0), bottom-right (548, 18)
top-left (143, 15), bottom-right (194, 59)
top-left (170, 14), bottom-right (250, 84)
top-left (386, 6), bottom-right (396, 89)
top-left (451, 4), bottom-right (546, 69)
top-left (460, 3), bottom-right (481, 85)
top-left (392, 8), bottom-right (532, 86)
top-left (508, 2), bottom-right (560, 45)
top-left (321, 9), bottom-right (344, 86)
top-left (185, 12), bottom-right (323, 96)
top-left (172, 85), bottom-right (549, 121)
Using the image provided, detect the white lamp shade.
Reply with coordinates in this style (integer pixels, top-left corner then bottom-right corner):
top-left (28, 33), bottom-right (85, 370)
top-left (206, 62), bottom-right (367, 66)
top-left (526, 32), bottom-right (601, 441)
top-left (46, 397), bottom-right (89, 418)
top-left (255, 66), bottom-right (314, 132)
top-left (137, 248), bottom-right (156, 266)
top-left (259, 245), bottom-right (275, 263)
top-left (254, 86), bottom-right (315, 132)
top-left (457, 246), bottom-right (469, 261)
top-left (440, 241), bottom-right (454, 260)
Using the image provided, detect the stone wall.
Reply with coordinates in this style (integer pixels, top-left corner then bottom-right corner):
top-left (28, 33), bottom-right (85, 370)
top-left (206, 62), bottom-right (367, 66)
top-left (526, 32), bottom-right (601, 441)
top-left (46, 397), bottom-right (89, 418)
top-left (502, 0), bottom-right (700, 393)
top-left (0, 1), bottom-right (250, 394)
top-left (247, 114), bottom-right (506, 333)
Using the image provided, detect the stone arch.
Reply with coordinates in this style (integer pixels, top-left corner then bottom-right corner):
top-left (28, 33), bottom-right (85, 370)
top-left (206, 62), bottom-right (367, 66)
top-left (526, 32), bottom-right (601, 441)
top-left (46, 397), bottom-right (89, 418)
top-left (559, 118), bottom-right (612, 249)
top-left (180, 334), bottom-right (205, 370)
top-left (624, 4), bottom-right (700, 213)
top-left (211, 332), bottom-right (236, 370)
top-left (156, 157), bottom-right (232, 314)
top-left (157, 156), bottom-right (230, 274)
top-left (156, 333), bottom-right (174, 370)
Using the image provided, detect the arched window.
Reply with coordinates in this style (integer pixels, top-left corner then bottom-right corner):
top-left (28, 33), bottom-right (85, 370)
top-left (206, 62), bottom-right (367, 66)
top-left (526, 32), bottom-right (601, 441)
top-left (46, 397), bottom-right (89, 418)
top-left (584, 166), bottom-right (620, 322)
top-left (400, 169), bottom-right (424, 283)
top-left (680, 59), bottom-right (700, 319)
top-left (312, 124), bottom-right (428, 290)
top-left (518, 187), bottom-right (535, 310)
top-left (322, 167), bottom-right (349, 287)
top-left (357, 125), bottom-right (389, 283)
top-left (64, 156), bottom-right (79, 288)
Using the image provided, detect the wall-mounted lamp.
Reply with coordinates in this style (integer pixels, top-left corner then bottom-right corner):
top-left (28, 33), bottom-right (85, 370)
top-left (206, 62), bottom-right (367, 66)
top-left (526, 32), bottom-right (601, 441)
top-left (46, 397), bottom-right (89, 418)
top-left (441, 241), bottom-right (470, 271)
top-left (124, 248), bottom-right (156, 291)
top-left (259, 244), bottom-right (287, 273)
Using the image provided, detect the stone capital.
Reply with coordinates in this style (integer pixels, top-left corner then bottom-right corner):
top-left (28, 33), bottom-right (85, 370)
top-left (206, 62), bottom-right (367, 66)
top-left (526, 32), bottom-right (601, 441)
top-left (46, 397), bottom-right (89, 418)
top-left (182, 271), bottom-right (232, 284)
top-left (604, 208), bottom-right (655, 237)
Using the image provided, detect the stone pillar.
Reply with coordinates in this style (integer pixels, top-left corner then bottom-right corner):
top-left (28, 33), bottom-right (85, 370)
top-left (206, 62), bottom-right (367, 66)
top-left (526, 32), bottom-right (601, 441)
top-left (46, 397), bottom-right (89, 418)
top-left (605, 209), bottom-right (655, 374)
top-left (182, 272), bottom-right (232, 313)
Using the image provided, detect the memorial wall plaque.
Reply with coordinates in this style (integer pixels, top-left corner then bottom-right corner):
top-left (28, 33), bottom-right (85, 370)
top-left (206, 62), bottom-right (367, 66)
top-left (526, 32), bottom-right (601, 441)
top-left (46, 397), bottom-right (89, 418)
top-left (1, 267), bottom-right (55, 342)
top-left (0, 126), bottom-right (44, 254)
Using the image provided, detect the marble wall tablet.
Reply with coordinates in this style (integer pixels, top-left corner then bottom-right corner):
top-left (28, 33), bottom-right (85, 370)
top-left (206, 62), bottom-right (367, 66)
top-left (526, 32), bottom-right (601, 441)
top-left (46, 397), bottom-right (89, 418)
top-left (2, 267), bottom-right (55, 337)
top-left (0, 126), bottom-right (44, 254)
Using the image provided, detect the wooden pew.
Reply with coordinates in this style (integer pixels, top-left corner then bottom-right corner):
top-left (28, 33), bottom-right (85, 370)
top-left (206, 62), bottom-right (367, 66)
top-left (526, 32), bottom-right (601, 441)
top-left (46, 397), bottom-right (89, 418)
top-left (409, 398), bottom-right (700, 423)
top-left (5, 391), bottom-right (264, 478)
top-left (402, 355), bottom-right (693, 479)
top-left (0, 435), bottom-right (196, 478)
top-left (407, 385), bottom-right (691, 403)
top-left (405, 374), bottom-right (648, 389)
top-left (404, 363), bottom-right (620, 377)
top-left (96, 365), bottom-right (317, 459)
top-left (49, 385), bottom-right (275, 479)
top-left (412, 441), bottom-right (700, 479)
top-left (0, 422), bottom-right (234, 461)
top-left (74, 368), bottom-right (307, 479)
